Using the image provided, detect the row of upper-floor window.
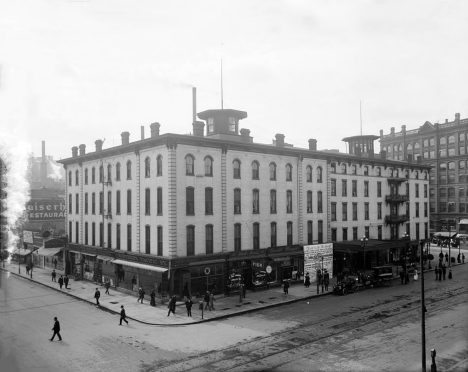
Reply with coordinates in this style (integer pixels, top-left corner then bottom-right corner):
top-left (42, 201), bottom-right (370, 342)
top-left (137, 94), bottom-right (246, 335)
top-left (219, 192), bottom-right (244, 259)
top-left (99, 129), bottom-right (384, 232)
top-left (68, 188), bottom-right (163, 215)
top-left (331, 180), bottom-right (428, 198)
top-left (385, 132), bottom-right (467, 152)
top-left (433, 202), bottom-right (468, 213)
top-left (433, 187), bottom-right (468, 199)
top-left (330, 201), bottom-right (428, 221)
top-left (330, 164), bottom-right (427, 180)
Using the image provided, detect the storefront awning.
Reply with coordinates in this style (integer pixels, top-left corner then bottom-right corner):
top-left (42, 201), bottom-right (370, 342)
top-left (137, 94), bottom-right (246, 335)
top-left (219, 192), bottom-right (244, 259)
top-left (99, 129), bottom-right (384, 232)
top-left (69, 250), bottom-right (81, 255)
top-left (112, 259), bottom-right (168, 273)
top-left (458, 219), bottom-right (468, 225)
top-left (188, 259), bottom-right (226, 266)
top-left (13, 249), bottom-right (32, 256)
top-left (96, 255), bottom-right (114, 262)
top-left (36, 247), bottom-right (62, 257)
top-left (434, 232), bottom-right (457, 238)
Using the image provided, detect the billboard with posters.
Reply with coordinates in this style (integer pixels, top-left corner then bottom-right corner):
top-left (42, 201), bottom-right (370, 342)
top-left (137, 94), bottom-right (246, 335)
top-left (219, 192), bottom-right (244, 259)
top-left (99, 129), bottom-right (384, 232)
top-left (303, 243), bottom-right (333, 283)
top-left (23, 230), bottom-right (33, 244)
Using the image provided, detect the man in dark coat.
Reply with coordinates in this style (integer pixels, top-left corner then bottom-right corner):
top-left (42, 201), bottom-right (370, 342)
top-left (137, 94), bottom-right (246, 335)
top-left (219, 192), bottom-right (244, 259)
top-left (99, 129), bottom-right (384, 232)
top-left (434, 266), bottom-right (439, 280)
top-left (323, 270), bottom-right (330, 291)
top-left (185, 297), bottom-right (193, 317)
top-left (445, 253), bottom-right (449, 263)
top-left (64, 275), bottom-right (69, 289)
top-left (105, 279), bottom-right (110, 295)
top-left (119, 305), bottom-right (128, 325)
top-left (399, 270), bottom-right (405, 284)
top-left (404, 272), bottom-right (409, 284)
top-left (137, 286), bottom-right (145, 303)
top-left (283, 280), bottom-right (290, 295)
top-left (167, 296), bottom-right (176, 316)
top-left (204, 291), bottom-right (210, 310)
top-left (50, 317), bottom-right (62, 341)
top-left (442, 264), bottom-right (447, 280)
top-left (51, 270), bottom-right (56, 282)
top-left (94, 288), bottom-right (101, 306)
top-left (58, 275), bottom-right (64, 289)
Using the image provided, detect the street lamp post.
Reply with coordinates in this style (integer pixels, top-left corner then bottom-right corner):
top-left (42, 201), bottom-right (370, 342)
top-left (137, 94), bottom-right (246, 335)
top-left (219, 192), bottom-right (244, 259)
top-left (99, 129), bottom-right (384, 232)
top-left (402, 232), bottom-right (409, 271)
top-left (321, 255), bottom-right (324, 294)
top-left (427, 241), bottom-right (431, 269)
top-left (361, 236), bottom-right (368, 275)
top-left (420, 240), bottom-right (427, 372)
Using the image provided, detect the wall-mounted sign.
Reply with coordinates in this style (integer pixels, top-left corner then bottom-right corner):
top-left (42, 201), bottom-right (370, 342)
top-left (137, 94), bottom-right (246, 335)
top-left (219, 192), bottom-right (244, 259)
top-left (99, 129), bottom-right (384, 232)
top-left (23, 231), bottom-right (33, 244)
top-left (26, 199), bottom-right (66, 221)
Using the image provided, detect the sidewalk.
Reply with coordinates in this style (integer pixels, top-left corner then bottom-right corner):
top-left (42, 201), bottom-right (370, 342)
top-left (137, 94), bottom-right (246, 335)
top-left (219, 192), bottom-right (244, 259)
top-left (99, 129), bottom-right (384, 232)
top-left (1, 262), bottom-right (336, 325)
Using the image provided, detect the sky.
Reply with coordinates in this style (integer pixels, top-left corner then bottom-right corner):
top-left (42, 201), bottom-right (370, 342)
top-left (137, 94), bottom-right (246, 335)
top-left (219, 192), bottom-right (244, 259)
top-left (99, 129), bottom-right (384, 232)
top-left (1, 0), bottom-right (467, 163)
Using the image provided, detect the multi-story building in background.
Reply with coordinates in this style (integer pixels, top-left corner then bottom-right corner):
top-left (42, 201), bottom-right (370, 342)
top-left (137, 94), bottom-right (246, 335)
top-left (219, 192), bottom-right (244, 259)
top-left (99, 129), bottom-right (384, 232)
top-left (380, 112), bottom-right (468, 234)
top-left (58, 93), bottom-right (430, 298)
top-left (0, 155), bottom-right (7, 261)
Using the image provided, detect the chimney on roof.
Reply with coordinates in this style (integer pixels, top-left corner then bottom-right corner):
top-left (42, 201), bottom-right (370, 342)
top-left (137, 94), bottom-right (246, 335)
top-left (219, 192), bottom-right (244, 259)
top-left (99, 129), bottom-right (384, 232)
top-left (379, 129), bottom-right (383, 139)
top-left (141, 126), bottom-right (145, 140)
top-left (402, 125), bottom-right (406, 135)
top-left (71, 146), bottom-right (78, 158)
top-left (193, 121), bottom-right (205, 137)
top-left (445, 119), bottom-right (448, 123)
top-left (275, 134), bottom-right (285, 147)
top-left (308, 139), bottom-right (317, 151)
top-left (121, 132), bottom-right (130, 145)
top-left (240, 128), bottom-right (251, 143)
top-left (390, 127), bottom-right (395, 137)
top-left (455, 113), bottom-right (460, 124)
top-left (150, 123), bottom-right (160, 138)
top-left (380, 150), bottom-right (387, 159)
top-left (79, 144), bottom-right (86, 156)
top-left (95, 139), bottom-right (103, 152)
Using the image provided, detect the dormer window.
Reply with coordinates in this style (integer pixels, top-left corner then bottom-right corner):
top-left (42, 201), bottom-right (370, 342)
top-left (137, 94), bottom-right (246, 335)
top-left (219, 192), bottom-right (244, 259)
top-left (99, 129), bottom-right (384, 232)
top-left (207, 118), bottom-right (214, 133)
top-left (228, 116), bottom-right (236, 132)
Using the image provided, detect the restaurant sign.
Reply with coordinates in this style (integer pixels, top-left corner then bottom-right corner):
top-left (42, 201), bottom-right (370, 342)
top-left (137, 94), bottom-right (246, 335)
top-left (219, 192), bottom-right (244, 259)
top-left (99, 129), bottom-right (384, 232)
top-left (27, 199), bottom-right (66, 222)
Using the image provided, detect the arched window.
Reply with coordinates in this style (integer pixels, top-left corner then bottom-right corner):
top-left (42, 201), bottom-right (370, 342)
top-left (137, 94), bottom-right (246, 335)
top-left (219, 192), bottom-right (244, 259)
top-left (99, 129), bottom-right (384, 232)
top-left (317, 191), bottom-right (323, 213)
top-left (341, 164), bottom-right (347, 174)
top-left (75, 193), bottom-right (79, 214)
top-left (439, 188), bottom-right (446, 197)
top-left (317, 167), bottom-right (323, 183)
top-left (270, 190), bottom-right (277, 213)
top-left (252, 161), bottom-right (259, 180)
top-left (116, 190), bottom-right (121, 214)
top-left (233, 159), bottom-right (241, 178)
top-left (68, 171), bottom-right (72, 186)
top-left (84, 168), bottom-right (88, 184)
top-left (287, 221), bottom-right (293, 247)
top-left (448, 135), bottom-right (455, 144)
top-left (286, 190), bottom-right (292, 213)
top-left (99, 165), bottom-right (104, 183)
top-left (253, 223), bottom-right (260, 250)
top-left (331, 163), bottom-right (336, 173)
top-left (68, 194), bottom-right (72, 214)
top-left (270, 222), bottom-right (277, 247)
top-left (107, 191), bottom-right (112, 214)
top-left (185, 155), bottom-right (194, 175)
top-left (145, 157), bottom-right (151, 177)
top-left (234, 188), bottom-right (241, 213)
top-left (423, 140), bottom-right (429, 147)
top-left (205, 188), bottom-right (213, 214)
top-left (306, 165), bottom-right (312, 182)
top-left (116, 162), bottom-right (121, 181)
top-left (439, 137), bottom-right (446, 146)
top-left (269, 163), bottom-right (276, 180)
top-left (318, 220), bottom-right (323, 244)
top-left (116, 224), bottom-right (121, 250)
top-left (307, 191), bottom-right (312, 213)
top-left (234, 223), bottom-right (242, 251)
top-left (186, 225), bottom-right (195, 256)
top-left (407, 143), bottom-right (413, 151)
top-left (352, 165), bottom-right (357, 175)
top-left (286, 164), bottom-right (292, 181)
top-left (127, 189), bottom-right (132, 214)
top-left (205, 225), bottom-right (213, 254)
top-left (414, 142), bottom-right (420, 151)
top-left (107, 164), bottom-right (112, 183)
top-left (204, 156), bottom-right (213, 176)
top-left (157, 226), bottom-right (163, 255)
top-left (75, 170), bottom-right (79, 185)
top-left (252, 189), bottom-right (259, 213)
top-left (157, 155), bottom-right (162, 176)
top-left (127, 224), bottom-right (132, 251)
top-left (145, 188), bottom-right (150, 215)
top-left (145, 225), bottom-right (151, 254)
top-left (363, 166), bottom-right (369, 176)
top-left (126, 161), bottom-right (132, 180)
top-left (429, 138), bottom-right (435, 146)
top-left (186, 187), bottom-right (195, 215)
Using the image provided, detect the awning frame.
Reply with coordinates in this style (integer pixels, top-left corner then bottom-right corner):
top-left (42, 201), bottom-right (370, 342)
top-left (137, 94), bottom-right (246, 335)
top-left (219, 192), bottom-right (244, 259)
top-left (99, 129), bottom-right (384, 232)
top-left (112, 259), bottom-right (168, 273)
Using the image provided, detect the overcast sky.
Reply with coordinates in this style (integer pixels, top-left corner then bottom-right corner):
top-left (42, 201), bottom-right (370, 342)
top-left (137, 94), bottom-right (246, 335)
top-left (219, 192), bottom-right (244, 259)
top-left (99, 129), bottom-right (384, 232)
top-left (1, 0), bottom-right (467, 162)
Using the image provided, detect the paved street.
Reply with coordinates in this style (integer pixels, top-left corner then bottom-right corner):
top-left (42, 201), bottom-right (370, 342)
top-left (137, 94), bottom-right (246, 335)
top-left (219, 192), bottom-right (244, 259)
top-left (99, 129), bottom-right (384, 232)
top-left (1, 256), bottom-right (467, 372)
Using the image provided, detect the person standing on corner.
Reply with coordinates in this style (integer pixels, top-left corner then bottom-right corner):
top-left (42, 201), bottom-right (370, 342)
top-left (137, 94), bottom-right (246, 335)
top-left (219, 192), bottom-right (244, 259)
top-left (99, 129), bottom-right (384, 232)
top-left (26, 264), bottom-right (30, 275)
top-left (445, 252), bottom-right (449, 263)
top-left (54, 258), bottom-right (58, 269)
top-left (94, 288), bottom-right (100, 306)
top-left (150, 289), bottom-right (156, 306)
top-left (119, 305), bottom-right (128, 325)
top-left (304, 272), bottom-right (310, 288)
top-left (448, 269), bottom-right (453, 279)
top-left (183, 282), bottom-right (190, 300)
top-left (105, 279), bottom-right (110, 295)
top-left (283, 280), bottom-right (289, 295)
top-left (64, 275), bottom-right (69, 289)
top-left (58, 275), bottom-right (64, 289)
top-left (442, 264), bottom-right (447, 280)
top-left (50, 317), bottom-right (62, 341)
top-left (167, 295), bottom-right (176, 316)
top-left (209, 292), bottom-right (216, 311)
top-left (185, 297), bottom-right (193, 317)
top-left (323, 270), bottom-right (330, 291)
top-left (51, 270), bottom-right (56, 282)
top-left (204, 291), bottom-right (210, 310)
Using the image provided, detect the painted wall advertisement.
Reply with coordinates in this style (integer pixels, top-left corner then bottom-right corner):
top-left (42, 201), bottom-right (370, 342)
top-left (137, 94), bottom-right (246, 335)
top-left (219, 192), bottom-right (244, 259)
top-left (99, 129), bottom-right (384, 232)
top-left (26, 199), bottom-right (66, 221)
top-left (303, 243), bottom-right (333, 283)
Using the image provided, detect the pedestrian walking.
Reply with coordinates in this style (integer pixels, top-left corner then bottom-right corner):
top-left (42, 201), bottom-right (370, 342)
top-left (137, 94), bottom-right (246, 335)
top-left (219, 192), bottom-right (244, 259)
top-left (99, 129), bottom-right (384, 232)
top-left (283, 280), bottom-right (290, 295)
top-left (183, 282), bottom-right (190, 300)
top-left (442, 264), bottom-right (447, 280)
top-left (185, 297), bottom-right (193, 317)
top-left (137, 286), bottom-right (145, 303)
top-left (51, 270), bottom-right (56, 282)
top-left (64, 275), bottom-right (69, 289)
top-left (58, 275), bottom-right (64, 289)
top-left (94, 288), bottom-right (100, 306)
top-left (448, 269), bottom-right (453, 279)
top-left (400, 270), bottom-right (405, 284)
top-left (50, 317), bottom-right (62, 341)
top-left (304, 272), bottom-right (310, 288)
top-left (209, 292), bottom-right (216, 311)
top-left (26, 264), bottom-right (30, 275)
top-left (150, 289), bottom-right (156, 306)
top-left (445, 253), bottom-right (449, 263)
top-left (54, 258), bottom-right (58, 269)
top-left (204, 291), bottom-right (210, 310)
top-left (457, 253), bottom-right (461, 263)
top-left (119, 305), bottom-right (128, 325)
top-left (167, 295), bottom-right (176, 316)
top-left (323, 270), bottom-right (330, 291)
top-left (413, 269), bottom-right (418, 281)
top-left (404, 272), bottom-right (409, 284)
top-left (242, 283), bottom-right (246, 298)
top-left (463, 254), bottom-right (465, 264)
top-left (105, 279), bottom-right (110, 295)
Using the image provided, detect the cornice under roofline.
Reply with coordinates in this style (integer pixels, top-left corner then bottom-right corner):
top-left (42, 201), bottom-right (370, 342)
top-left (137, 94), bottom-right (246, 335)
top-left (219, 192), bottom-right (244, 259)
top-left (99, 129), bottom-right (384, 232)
top-left (57, 133), bottom-right (432, 171)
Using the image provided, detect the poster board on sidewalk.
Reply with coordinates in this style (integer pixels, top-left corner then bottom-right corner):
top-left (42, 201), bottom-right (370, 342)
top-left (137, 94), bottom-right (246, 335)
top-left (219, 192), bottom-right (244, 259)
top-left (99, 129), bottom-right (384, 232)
top-left (303, 244), bottom-right (333, 283)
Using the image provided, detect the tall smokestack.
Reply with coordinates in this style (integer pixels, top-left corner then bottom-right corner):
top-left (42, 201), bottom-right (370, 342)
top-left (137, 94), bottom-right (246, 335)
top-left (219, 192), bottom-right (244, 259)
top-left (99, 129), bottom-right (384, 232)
top-left (41, 141), bottom-right (47, 183)
top-left (192, 87), bottom-right (197, 123)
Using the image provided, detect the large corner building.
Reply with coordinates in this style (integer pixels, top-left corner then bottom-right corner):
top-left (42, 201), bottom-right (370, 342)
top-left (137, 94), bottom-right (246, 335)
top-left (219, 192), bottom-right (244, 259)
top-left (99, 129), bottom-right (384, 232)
top-left (58, 102), bottom-right (431, 298)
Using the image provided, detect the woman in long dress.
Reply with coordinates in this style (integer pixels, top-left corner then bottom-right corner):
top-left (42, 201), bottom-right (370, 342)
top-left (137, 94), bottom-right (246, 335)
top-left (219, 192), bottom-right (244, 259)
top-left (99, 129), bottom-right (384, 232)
top-left (150, 289), bottom-right (156, 306)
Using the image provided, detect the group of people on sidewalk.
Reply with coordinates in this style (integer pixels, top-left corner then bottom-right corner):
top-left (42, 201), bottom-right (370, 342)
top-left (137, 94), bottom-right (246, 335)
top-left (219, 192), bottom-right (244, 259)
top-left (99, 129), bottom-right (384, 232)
top-left (302, 270), bottom-right (330, 291)
top-left (51, 270), bottom-right (70, 289)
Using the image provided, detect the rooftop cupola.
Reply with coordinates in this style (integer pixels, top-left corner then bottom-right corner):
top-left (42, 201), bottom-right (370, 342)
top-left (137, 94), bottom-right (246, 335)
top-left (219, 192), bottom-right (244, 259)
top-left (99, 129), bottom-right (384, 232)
top-left (342, 135), bottom-right (379, 155)
top-left (197, 109), bottom-right (248, 138)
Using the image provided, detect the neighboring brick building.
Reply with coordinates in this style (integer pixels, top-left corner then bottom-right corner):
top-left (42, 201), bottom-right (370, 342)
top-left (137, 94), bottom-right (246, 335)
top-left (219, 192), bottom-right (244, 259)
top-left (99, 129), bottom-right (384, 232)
top-left (58, 105), bottom-right (430, 298)
top-left (380, 112), bottom-right (468, 234)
